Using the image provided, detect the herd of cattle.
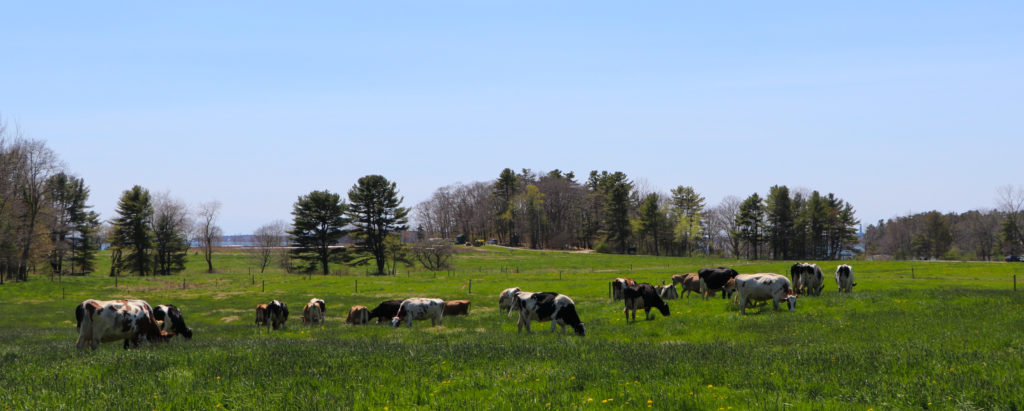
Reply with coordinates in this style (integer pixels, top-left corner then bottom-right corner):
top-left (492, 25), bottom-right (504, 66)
top-left (73, 263), bottom-right (854, 350)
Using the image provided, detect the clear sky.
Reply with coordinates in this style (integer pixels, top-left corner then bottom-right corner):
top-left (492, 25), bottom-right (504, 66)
top-left (3, 2), bottom-right (1022, 234)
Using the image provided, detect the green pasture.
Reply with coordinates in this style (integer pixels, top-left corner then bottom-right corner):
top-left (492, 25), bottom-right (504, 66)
top-left (1, 248), bottom-right (1022, 410)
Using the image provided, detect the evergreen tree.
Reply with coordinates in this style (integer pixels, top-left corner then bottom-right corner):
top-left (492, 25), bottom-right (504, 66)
top-left (290, 190), bottom-right (349, 275)
top-left (635, 193), bottom-right (668, 256)
top-left (765, 185), bottom-right (794, 260)
top-left (521, 184), bottom-right (546, 249)
top-left (346, 175), bottom-right (409, 276)
top-left (736, 193), bottom-right (766, 259)
top-left (45, 173), bottom-right (99, 275)
top-left (111, 185), bottom-right (155, 276)
top-left (151, 195), bottom-right (190, 276)
top-left (493, 168), bottom-right (519, 246)
top-left (590, 171), bottom-right (633, 253)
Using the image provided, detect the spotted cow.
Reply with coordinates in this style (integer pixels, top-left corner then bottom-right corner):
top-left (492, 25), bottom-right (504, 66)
top-left (498, 287), bottom-right (522, 312)
top-left (509, 291), bottom-right (585, 336)
top-left (153, 304), bottom-right (193, 339)
top-left (733, 273), bottom-right (798, 315)
top-left (611, 278), bottom-right (636, 301)
top-left (835, 264), bottom-right (856, 293)
top-left (391, 298), bottom-right (445, 328)
top-left (75, 299), bottom-right (170, 350)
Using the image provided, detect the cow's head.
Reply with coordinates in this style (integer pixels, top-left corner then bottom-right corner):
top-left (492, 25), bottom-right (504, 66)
top-left (657, 303), bottom-right (670, 317)
top-left (390, 316), bottom-right (403, 328)
top-left (785, 292), bottom-right (798, 312)
top-left (572, 322), bottom-right (586, 337)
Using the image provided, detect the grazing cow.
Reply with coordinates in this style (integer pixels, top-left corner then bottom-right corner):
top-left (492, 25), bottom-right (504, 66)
top-left (835, 264), bottom-right (856, 293)
top-left (498, 287), bottom-right (522, 311)
top-left (611, 278), bottom-right (636, 301)
top-left (153, 304), bottom-right (193, 339)
top-left (733, 273), bottom-right (798, 315)
top-left (509, 291), bottom-right (585, 336)
top-left (302, 300), bottom-right (324, 326)
top-left (368, 299), bottom-right (404, 324)
top-left (75, 299), bottom-right (170, 350)
top-left (697, 267), bottom-right (739, 300)
top-left (265, 300), bottom-right (289, 330)
top-left (391, 298), bottom-right (445, 328)
top-left (255, 304), bottom-right (269, 327)
top-left (655, 283), bottom-right (678, 300)
top-left (345, 305), bottom-right (370, 325)
top-left (791, 263), bottom-right (824, 295)
top-left (672, 273), bottom-right (702, 298)
top-left (623, 283), bottom-right (671, 322)
top-left (443, 300), bottom-right (471, 316)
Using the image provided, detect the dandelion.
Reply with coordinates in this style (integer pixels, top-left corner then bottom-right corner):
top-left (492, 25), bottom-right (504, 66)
top-left (708, 384), bottom-right (713, 388)
top-left (545, 403), bottom-right (550, 407)
top-left (570, 376), bottom-right (576, 380)
top-left (648, 400), bottom-right (653, 403)
top-left (602, 400), bottom-right (608, 403)
top-left (587, 398), bottom-right (594, 402)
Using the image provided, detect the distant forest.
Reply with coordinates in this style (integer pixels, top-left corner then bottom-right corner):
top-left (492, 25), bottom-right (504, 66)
top-left (4, 123), bottom-right (1024, 280)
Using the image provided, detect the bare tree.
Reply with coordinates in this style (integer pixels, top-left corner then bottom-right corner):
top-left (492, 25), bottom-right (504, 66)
top-left (196, 201), bottom-right (223, 273)
top-left (251, 220), bottom-right (288, 273)
top-left (10, 138), bottom-right (63, 280)
top-left (708, 196), bottom-right (742, 258)
top-left (409, 239), bottom-right (454, 270)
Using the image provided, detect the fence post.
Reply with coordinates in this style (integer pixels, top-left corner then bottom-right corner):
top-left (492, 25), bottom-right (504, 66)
top-left (911, 267), bottom-right (915, 279)
top-left (469, 279), bottom-right (472, 294)
top-left (62, 287), bottom-right (65, 300)
top-left (115, 276), bottom-right (117, 288)
top-left (355, 279), bottom-right (358, 294)
top-left (1015, 274), bottom-right (1017, 291)
top-left (183, 278), bottom-right (186, 289)
top-left (262, 280), bottom-right (265, 292)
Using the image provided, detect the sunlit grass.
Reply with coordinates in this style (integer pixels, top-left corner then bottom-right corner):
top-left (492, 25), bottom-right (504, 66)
top-left (1, 249), bottom-right (1022, 409)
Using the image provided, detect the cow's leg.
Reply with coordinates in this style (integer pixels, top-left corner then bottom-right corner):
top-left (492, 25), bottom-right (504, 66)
top-left (645, 307), bottom-right (652, 320)
top-left (740, 295), bottom-right (748, 315)
top-left (623, 306), bottom-right (629, 322)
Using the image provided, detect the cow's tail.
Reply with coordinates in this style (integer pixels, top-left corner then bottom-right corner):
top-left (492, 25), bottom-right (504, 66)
top-left (76, 303), bottom-right (94, 349)
top-left (75, 302), bottom-right (85, 331)
top-left (698, 277), bottom-right (708, 295)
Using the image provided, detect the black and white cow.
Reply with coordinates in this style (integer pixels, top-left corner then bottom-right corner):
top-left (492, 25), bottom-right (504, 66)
top-left (75, 299), bottom-right (171, 350)
top-left (509, 291), bottom-right (585, 336)
top-left (697, 267), bottom-right (739, 300)
top-left (733, 273), bottom-right (798, 315)
top-left (391, 298), bottom-right (445, 328)
top-left (835, 264), bottom-right (856, 293)
top-left (655, 283), bottom-right (679, 300)
top-left (153, 304), bottom-right (193, 339)
top-left (498, 287), bottom-right (522, 311)
top-left (791, 263), bottom-right (824, 295)
top-left (368, 299), bottom-right (404, 324)
top-left (265, 300), bottom-right (289, 330)
top-left (623, 283), bottom-right (671, 322)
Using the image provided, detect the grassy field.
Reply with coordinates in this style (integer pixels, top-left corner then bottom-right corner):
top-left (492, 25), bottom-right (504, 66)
top-left (1, 247), bottom-right (1022, 410)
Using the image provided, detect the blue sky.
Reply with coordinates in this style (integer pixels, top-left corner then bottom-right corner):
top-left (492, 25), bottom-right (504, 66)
top-left (3, 2), bottom-right (1022, 234)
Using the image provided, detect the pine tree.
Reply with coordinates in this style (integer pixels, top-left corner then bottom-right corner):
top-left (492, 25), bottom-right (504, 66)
top-left (346, 175), bottom-right (409, 276)
top-left (670, 186), bottom-right (705, 256)
top-left (493, 168), bottom-right (519, 246)
top-left (737, 193), bottom-right (766, 259)
top-left (111, 186), bottom-right (155, 276)
top-left (290, 190), bottom-right (349, 275)
top-left (765, 185), bottom-right (794, 260)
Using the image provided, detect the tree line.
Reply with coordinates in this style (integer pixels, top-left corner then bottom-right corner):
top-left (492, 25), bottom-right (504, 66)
top-left (863, 186), bottom-right (1024, 260)
top-left (414, 168), bottom-right (861, 260)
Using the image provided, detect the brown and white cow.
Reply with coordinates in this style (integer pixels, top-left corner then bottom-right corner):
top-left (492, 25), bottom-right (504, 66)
top-left (733, 273), bottom-right (798, 315)
top-left (655, 283), bottom-right (678, 300)
top-left (498, 287), bottom-right (522, 311)
top-left (391, 298), bottom-right (445, 328)
top-left (75, 299), bottom-right (171, 350)
top-left (255, 304), bottom-right (269, 327)
top-left (835, 264), bottom-right (856, 293)
top-left (672, 273), bottom-right (702, 298)
top-left (443, 300), bottom-right (471, 316)
top-left (302, 298), bottom-right (326, 325)
top-left (345, 305), bottom-right (370, 325)
top-left (624, 283), bottom-right (671, 322)
top-left (509, 291), bottom-right (585, 336)
top-left (611, 278), bottom-right (636, 301)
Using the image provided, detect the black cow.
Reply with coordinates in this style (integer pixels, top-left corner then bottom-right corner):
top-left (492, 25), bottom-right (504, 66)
top-left (368, 299), bottom-right (404, 324)
top-left (153, 304), bottom-right (193, 339)
top-left (697, 267), bottom-right (739, 300)
top-left (510, 291), bottom-right (585, 336)
top-left (623, 283), bottom-right (670, 322)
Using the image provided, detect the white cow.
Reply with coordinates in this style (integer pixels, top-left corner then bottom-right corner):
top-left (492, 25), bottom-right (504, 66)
top-left (75, 299), bottom-right (170, 350)
top-left (655, 283), bottom-right (678, 300)
top-left (835, 265), bottom-right (856, 293)
top-left (498, 287), bottom-right (522, 312)
top-left (733, 273), bottom-right (798, 315)
top-left (509, 291), bottom-right (585, 336)
top-left (391, 298), bottom-right (445, 328)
